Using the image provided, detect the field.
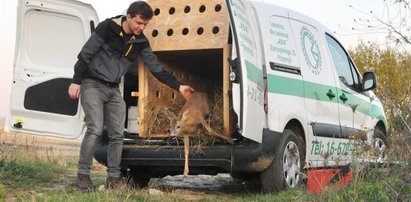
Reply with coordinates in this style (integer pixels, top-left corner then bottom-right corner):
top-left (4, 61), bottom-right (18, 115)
top-left (0, 122), bottom-right (410, 201)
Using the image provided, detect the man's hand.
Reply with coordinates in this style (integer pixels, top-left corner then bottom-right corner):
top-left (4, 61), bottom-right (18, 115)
top-left (179, 85), bottom-right (194, 100)
top-left (68, 83), bottom-right (81, 100)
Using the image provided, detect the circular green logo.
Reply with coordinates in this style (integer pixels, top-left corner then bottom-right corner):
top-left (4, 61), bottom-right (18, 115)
top-left (300, 27), bottom-right (322, 75)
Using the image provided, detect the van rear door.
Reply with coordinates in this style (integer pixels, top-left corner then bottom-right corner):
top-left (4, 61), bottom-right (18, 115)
top-left (226, 0), bottom-right (265, 143)
top-left (6, 0), bottom-right (98, 139)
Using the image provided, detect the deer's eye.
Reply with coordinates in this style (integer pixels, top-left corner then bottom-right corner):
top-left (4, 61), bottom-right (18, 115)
top-left (176, 125), bottom-right (181, 129)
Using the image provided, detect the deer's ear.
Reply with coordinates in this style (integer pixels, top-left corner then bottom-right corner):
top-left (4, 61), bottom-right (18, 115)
top-left (181, 110), bottom-right (190, 121)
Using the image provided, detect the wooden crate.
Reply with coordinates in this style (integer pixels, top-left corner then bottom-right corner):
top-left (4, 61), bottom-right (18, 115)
top-left (136, 0), bottom-right (233, 138)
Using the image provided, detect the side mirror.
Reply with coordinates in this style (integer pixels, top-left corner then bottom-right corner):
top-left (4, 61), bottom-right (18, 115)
top-left (362, 71), bottom-right (377, 91)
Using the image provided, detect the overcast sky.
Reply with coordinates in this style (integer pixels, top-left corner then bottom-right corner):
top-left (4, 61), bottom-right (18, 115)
top-left (0, 0), bottom-right (391, 120)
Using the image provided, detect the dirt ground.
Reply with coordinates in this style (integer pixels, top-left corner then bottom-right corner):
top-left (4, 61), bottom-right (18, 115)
top-left (0, 121), bottom-right (260, 199)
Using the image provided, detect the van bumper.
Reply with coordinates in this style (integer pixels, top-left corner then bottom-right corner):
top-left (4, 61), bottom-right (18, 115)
top-left (94, 129), bottom-right (282, 177)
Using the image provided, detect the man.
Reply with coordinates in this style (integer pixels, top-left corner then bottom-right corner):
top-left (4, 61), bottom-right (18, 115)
top-left (68, 1), bottom-right (194, 190)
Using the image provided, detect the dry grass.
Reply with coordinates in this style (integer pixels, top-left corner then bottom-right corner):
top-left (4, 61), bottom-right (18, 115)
top-left (387, 131), bottom-right (411, 161)
top-left (0, 119), bottom-right (109, 174)
top-left (142, 101), bottom-right (182, 135)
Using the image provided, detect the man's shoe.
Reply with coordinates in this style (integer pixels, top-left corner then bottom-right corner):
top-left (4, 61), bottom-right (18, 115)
top-left (105, 176), bottom-right (126, 189)
top-left (75, 174), bottom-right (93, 191)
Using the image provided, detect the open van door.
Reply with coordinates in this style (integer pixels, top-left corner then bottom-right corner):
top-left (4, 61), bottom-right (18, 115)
top-left (6, 0), bottom-right (98, 139)
top-left (226, 0), bottom-right (265, 143)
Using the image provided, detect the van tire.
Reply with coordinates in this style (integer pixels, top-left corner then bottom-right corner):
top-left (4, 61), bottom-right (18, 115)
top-left (373, 127), bottom-right (388, 162)
top-left (260, 129), bottom-right (304, 192)
top-left (123, 169), bottom-right (150, 188)
top-left (128, 175), bottom-right (150, 189)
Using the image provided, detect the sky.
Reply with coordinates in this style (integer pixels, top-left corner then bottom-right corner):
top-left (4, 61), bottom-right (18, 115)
top-left (0, 0), bottom-right (392, 120)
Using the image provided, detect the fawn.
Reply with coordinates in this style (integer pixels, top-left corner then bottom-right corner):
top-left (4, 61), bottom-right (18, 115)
top-left (169, 92), bottom-right (234, 176)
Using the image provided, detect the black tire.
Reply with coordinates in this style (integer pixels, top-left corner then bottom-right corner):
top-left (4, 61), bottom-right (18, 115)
top-left (128, 175), bottom-right (150, 189)
top-left (260, 129), bottom-right (305, 192)
top-left (122, 169), bottom-right (150, 189)
top-left (372, 127), bottom-right (388, 162)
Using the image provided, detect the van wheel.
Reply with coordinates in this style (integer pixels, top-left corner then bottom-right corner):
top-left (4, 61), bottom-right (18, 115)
top-left (128, 175), bottom-right (150, 188)
top-left (123, 169), bottom-right (150, 188)
top-left (373, 127), bottom-right (388, 162)
top-left (260, 129), bottom-right (304, 192)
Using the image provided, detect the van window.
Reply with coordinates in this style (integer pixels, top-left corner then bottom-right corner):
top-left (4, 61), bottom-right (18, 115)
top-left (325, 35), bottom-right (360, 91)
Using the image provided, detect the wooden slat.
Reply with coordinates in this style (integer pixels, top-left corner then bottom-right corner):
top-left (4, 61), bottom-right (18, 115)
top-left (138, 60), bottom-right (148, 136)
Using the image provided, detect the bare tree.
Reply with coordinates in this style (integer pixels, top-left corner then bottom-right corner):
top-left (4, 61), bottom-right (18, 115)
top-left (350, 0), bottom-right (410, 50)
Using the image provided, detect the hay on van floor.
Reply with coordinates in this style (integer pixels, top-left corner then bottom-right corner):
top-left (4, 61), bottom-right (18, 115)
top-left (142, 92), bottom-right (225, 146)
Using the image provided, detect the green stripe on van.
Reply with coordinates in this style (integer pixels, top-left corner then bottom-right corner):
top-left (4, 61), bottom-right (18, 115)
top-left (267, 74), bottom-right (305, 98)
top-left (267, 74), bottom-right (337, 103)
top-left (338, 89), bottom-right (387, 125)
top-left (243, 59), bottom-right (386, 126)
top-left (266, 74), bottom-right (387, 125)
top-left (245, 60), bottom-right (263, 88)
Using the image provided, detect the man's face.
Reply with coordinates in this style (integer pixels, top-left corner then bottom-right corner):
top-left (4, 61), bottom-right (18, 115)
top-left (126, 14), bottom-right (149, 35)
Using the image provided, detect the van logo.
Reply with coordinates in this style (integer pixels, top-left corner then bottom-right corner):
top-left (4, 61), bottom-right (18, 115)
top-left (300, 27), bottom-right (322, 75)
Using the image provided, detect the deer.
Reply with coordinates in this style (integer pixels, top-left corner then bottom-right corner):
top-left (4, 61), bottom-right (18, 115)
top-left (169, 92), bottom-right (234, 177)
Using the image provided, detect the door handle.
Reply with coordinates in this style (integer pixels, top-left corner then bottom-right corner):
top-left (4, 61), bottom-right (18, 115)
top-left (326, 89), bottom-right (336, 99)
top-left (339, 93), bottom-right (348, 102)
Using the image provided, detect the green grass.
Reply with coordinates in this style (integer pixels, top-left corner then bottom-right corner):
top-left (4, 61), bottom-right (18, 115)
top-left (0, 160), bottom-right (61, 187)
top-left (0, 183), bottom-right (5, 201)
top-left (0, 133), bottom-right (410, 202)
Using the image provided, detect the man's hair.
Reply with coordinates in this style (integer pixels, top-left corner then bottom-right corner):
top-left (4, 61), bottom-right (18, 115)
top-left (127, 1), bottom-right (154, 20)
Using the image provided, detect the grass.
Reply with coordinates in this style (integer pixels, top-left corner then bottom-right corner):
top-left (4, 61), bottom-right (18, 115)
top-left (0, 160), bottom-right (60, 188)
top-left (0, 130), bottom-right (410, 201)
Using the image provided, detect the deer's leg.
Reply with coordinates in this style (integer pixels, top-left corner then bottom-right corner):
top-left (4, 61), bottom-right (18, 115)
top-left (202, 121), bottom-right (234, 144)
top-left (183, 136), bottom-right (190, 177)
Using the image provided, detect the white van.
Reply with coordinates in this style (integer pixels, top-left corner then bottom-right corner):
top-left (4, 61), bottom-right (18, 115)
top-left (7, 0), bottom-right (388, 192)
